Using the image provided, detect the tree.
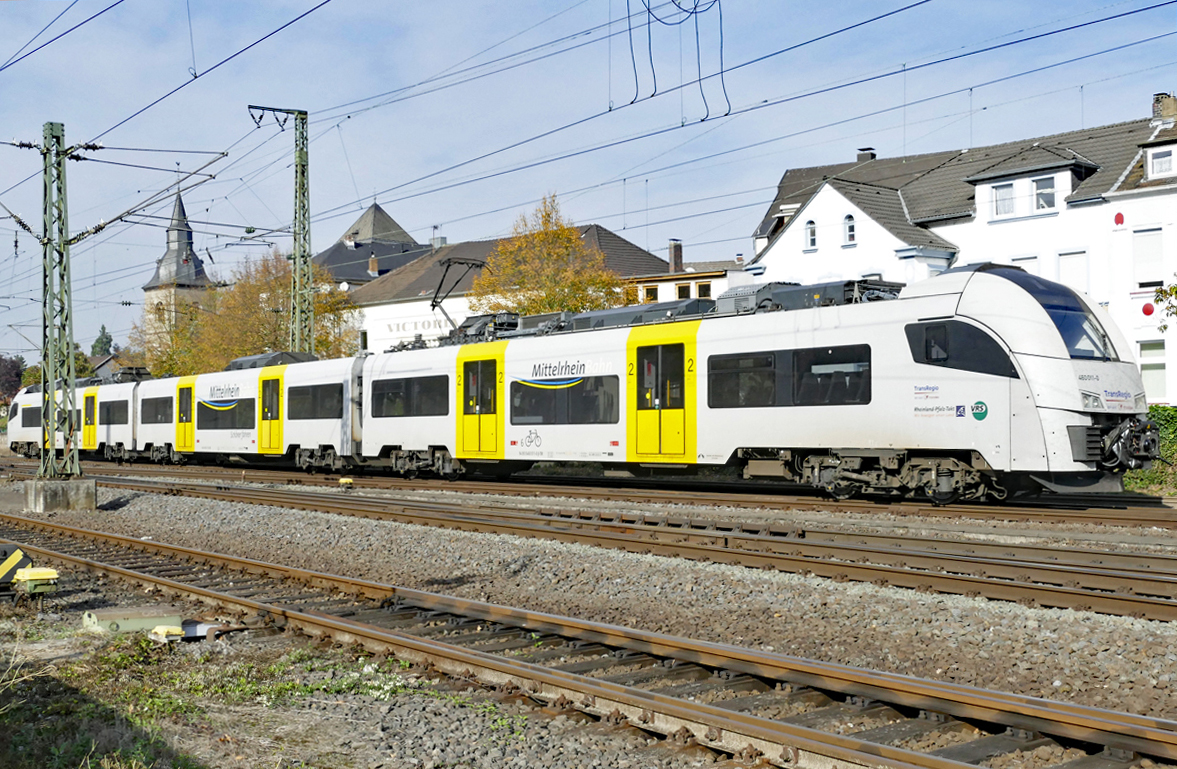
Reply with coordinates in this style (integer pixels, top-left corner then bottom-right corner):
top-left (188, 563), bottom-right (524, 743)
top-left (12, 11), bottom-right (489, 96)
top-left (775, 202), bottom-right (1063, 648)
top-left (0, 355), bottom-right (24, 400)
top-left (20, 351), bottom-right (94, 388)
top-left (468, 194), bottom-right (627, 316)
top-left (122, 251), bottom-right (360, 377)
top-left (90, 325), bottom-right (113, 357)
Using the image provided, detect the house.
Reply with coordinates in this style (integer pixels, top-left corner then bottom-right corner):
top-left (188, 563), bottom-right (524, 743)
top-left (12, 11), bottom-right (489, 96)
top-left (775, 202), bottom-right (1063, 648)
top-left (351, 225), bottom-right (669, 351)
top-left (749, 92), bottom-right (1177, 402)
top-left (629, 240), bottom-right (753, 303)
top-left (312, 202), bottom-right (433, 289)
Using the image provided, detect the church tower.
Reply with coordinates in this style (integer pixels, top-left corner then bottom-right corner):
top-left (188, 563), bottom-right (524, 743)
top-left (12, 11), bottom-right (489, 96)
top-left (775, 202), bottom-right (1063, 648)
top-left (142, 193), bottom-right (214, 341)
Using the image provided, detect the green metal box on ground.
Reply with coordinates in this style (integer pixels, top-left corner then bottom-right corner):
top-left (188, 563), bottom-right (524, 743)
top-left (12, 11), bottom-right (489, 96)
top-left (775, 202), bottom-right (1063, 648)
top-left (83, 606), bottom-right (184, 634)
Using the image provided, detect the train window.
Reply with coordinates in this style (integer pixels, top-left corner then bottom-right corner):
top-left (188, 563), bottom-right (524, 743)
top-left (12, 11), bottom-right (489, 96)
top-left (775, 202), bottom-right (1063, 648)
top-left (372, 375), bottom-right (449, 418)
top-left (987, 267), bottom-right (1118, 361)
top-left (21, 405), bottom-right (40, 428)
top-left (793, 345), bottom-right (871, 406)
top-left (141, 396), bottom-right (174, 424)
top-left (708, 354), bottom-right (777, 408)
top-left (98, 400), bottom-right (129, 425)
top-left (511, 376), bottom-right (620, 425)
top-left (196, 398), bottom-right (256, 430)
top-left (7, 403), bottom-right (15, 420)
top-left (288, 384), bottom-right (344, 420)
top-left (904, 321), bottom-right (1019, 378)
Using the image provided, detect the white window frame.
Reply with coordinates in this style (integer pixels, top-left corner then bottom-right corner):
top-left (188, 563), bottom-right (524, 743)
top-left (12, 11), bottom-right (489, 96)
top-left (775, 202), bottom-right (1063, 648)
top-left (1033, 176), bottom-right (1056, 211)
top-left (805, 220), bottom-right (817, 249)
top-left (1150, 147), bottom-right (1175, 180)
top-left (843, 215), bottom-right (856, 246)
top-left (993, 183), bottom-right (1015, 218)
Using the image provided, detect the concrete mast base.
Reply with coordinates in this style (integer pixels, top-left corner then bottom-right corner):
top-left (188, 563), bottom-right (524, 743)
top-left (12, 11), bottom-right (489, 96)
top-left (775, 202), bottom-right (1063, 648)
top-left (26, 478), bottom-right (97, 513)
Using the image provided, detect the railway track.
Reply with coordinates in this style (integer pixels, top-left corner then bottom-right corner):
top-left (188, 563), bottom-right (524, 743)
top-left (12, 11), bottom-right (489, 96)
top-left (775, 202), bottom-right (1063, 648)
top-left (30, 470), bottom-right (1177, 622)
top-left (6, 458), bottom-right (1174, 527)
top-left (0, 511), bottom-right (1172, 769)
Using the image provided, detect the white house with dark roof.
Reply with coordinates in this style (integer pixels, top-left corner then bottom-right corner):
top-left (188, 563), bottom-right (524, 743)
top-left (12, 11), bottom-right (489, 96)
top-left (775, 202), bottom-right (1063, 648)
top-left (750, 92), bottom-right (1177, 403)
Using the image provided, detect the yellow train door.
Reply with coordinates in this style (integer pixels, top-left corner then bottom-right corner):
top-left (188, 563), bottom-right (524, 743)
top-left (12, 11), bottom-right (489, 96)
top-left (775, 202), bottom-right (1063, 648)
top-left (456, 342), bottom-right (506, 459)
top-left (627, 321), bottom-right (700, 464)
top-left (259, 366), bottom-right (285, 455)
top-left (82, 388), bottom-right (98, 451)
top-left (176, 377), bottom-right (196, 453)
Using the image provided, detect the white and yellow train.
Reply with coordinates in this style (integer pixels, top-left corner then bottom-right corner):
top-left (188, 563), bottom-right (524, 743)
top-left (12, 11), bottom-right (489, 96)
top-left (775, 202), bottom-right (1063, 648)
top-left (9, 264), bottom-right (1160, 502)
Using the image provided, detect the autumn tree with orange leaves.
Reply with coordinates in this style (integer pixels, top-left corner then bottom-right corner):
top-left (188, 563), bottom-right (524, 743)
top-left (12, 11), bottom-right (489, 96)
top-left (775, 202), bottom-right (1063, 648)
top-left (468, 194), bottom-right (630, 316)
top-left (122, 251), bottom-right (359, 376)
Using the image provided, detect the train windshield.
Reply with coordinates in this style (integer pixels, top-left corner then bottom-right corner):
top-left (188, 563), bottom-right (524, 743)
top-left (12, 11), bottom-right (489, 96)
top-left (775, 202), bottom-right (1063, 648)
top-left (988, 267), bottom-right (1118, 361)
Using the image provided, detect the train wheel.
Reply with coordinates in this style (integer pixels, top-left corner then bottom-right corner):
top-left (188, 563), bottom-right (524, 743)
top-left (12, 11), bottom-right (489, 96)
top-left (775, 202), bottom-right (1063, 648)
top-left (926, 489), bottom-right (960, 506)
top-left (827, 482), bottom-right (860, 501)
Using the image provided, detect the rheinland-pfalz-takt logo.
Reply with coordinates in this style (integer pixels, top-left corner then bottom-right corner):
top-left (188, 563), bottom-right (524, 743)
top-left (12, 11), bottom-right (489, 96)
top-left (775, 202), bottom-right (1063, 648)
top-left (971, 401), bottom-right (988, 421)
top-left (955, 405), bottom-right (966, 417)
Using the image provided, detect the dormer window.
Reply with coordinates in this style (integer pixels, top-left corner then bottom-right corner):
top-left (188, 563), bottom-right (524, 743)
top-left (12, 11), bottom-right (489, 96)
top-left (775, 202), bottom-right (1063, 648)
top-left (1151, 147), bottom-right (1174, 179)
top-left (993, 184), bottom-right (1015, 217)
top-left (843, 215), bottom-right (856, 245)
top-left (1034, 177), bottom-right (1055, 210)
top-left (805, 220), bottom-right (817, 249)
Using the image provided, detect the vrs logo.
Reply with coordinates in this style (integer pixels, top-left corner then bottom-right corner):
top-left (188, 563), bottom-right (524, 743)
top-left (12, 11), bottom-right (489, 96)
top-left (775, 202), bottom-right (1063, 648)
top-left (971, 401), bottom-right (988, 421)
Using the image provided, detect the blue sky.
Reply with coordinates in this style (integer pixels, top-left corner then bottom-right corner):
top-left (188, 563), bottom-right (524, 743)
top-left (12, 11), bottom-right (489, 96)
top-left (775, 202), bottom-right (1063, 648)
top-left (0, 0), bottom-right (1174, 357)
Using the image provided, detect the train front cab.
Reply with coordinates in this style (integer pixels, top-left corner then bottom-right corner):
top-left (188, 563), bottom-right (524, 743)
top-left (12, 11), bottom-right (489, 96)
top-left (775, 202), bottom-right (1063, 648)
top-left (627, 320), bottom-right (701, 465)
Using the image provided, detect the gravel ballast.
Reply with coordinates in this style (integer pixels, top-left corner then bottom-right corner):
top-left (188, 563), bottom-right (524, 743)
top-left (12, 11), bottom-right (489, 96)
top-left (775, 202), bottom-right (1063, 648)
top-left (14, 482), bottom-right (1177, 722)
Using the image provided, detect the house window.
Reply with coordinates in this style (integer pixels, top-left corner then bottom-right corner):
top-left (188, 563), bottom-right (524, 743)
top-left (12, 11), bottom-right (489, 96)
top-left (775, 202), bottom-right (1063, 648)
top-left (805, 220), bottom-right (817, 249)
top-left (677, 284), bottom-right (691, 300)
top-left (1034, 177), bottom-right (1055, 210)
top-left (644, 286), bottom-right (659, 303)
top-left (993, 184), bottom-right (1015, 217)
top-left (1152, 148), bottom-right (1174, 178)
top-left (1057, 252), bottom-right (1088, 294)
top-left (843, 215), bottom-right (856, 245)
top-left (1134, 229), bottom-right (1163, 288)
top-left (696, 282), bottom-right (711, 299)
top-left (1141, 341), bottom-right (1166, 402)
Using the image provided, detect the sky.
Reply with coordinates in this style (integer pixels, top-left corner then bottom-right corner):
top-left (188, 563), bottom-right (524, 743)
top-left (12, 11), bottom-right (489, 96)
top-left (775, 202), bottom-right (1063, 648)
top-left (0, 0), bottom-right (1174, 359)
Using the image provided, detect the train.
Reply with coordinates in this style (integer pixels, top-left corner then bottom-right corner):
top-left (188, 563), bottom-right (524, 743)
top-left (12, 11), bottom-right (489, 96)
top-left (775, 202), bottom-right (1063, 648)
top-left (8, 263), bottom-right (1160, 503)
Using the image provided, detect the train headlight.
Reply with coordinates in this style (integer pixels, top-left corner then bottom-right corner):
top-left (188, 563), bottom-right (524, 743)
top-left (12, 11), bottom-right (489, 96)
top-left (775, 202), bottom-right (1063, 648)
top-left (1135, 393), bottom-right (1148, 411)
top-left (1081, 392), bottom-right (1104, 410)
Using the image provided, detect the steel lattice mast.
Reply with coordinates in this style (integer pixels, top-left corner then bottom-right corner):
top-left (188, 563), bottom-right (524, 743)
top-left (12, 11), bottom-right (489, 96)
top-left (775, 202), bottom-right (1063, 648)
top-left (248, 105), bottom-right (313, 353)
top-left (39, 122), bottom-right (80, 478)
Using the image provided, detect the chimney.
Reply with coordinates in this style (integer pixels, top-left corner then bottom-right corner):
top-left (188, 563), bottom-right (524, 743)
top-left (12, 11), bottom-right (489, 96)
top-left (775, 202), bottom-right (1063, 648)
top-left (668, 239), bottom-right (683, 273)
top-left (367, 254), bottom-right (379, 277)
top-left (430, 235), bottom-right (447, 252)
top-left (857, 147), bottom-right (877, 162)
top-left (1154, 92), bottom-right (1177, 121)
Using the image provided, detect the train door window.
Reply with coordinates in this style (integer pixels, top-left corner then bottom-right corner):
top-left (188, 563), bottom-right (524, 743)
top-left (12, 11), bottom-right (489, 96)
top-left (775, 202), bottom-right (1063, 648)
top-left (793, 345), bottom-right (871, 406)
top-left (178, 388), bottom-right (193, 424)
top-left (636, 344), bottom-right (684, 410)
top-left (84, 396), bottom-right (95, 426)
top-left (262, 379), bottom-right (280, 421)
top-left (463, 360), bottom-right (496, 415)
top-left (926, 326), bottom-right (949, 362)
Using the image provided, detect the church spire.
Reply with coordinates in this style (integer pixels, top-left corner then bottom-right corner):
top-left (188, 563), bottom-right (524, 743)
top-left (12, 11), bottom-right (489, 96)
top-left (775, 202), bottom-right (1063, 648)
top-left (143, 192), bottom-right (213, 291)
